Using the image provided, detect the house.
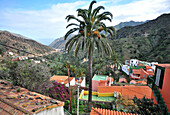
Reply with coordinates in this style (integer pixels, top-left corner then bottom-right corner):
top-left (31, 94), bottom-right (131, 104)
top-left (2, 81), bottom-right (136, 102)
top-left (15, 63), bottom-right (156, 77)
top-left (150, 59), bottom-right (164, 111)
top-left (0, 79), bottom-right (64, 115)
top-left (118, 78), bottom-right (127, 83)
top-left (92, 75), bottom-right (114, 91)
top-left (97, 86), bottom-right (152, 99)
top-left (136, 80), bottom-right (147, 85)
top-left (75, 77), bottom-right (86, 87)
top-left (130, 59), bottom-right (139, 67)
top-left (152, 64), bottom-right (170, 112)
top-left (130, 80), bottom-right (137, 84)
top-left (125, 60), bottom-right (130, 66)
top-left (50, 75), bottom-right (75, 87)
top-left (130, 66), bottom-right (154, 80)
top-left (91, 107), bottom-right (138, 115)
top-left (122, 65), bottom-right (130, 75)
top-left (12, 56), bottom-right (28, 61)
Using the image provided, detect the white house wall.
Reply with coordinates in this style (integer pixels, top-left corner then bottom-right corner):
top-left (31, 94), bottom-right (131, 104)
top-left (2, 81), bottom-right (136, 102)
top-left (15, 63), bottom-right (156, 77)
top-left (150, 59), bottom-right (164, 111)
top-left (122, 65), bottom-right (129, 75)
top-left (36, 106), bottom-right (64, 115)
top-left (66, 78), bottom-right (75, 87)
top-left (81, 77), bottom-right (86, 87)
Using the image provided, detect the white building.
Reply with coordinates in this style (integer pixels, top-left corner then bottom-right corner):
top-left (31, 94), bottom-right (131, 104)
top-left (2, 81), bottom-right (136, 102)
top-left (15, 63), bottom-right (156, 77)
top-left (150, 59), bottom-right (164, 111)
top-left (130, 59), bottom-right (139, 67)
top-left (122, 65), bottom-right (130, 75)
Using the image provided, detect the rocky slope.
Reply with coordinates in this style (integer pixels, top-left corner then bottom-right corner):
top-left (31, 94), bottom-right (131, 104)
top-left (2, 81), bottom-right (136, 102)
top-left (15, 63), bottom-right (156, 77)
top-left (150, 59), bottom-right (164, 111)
top-left (0, 31), bottom-right (55, 56)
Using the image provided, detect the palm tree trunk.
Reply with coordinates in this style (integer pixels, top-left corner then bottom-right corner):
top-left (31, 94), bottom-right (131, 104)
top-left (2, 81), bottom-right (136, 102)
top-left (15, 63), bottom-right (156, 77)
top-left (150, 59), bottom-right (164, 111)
top-left (88, 50), bottom-right (93, 102)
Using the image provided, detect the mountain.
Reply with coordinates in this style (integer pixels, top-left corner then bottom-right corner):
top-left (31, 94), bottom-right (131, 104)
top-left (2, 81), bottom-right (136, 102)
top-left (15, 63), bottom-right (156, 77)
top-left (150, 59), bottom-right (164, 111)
top-left (49, 13), bottom-right (170, 63)
top-left (49, 21), bottom-right (148, 49)
top-left (112, 13), bottom-right (170, 63)
top-left (49, 35), bottom-right (74, 49)
top-left (114, 20), bottom-right (149, 30)
top-left (0, 31), bottom-right (55, 56)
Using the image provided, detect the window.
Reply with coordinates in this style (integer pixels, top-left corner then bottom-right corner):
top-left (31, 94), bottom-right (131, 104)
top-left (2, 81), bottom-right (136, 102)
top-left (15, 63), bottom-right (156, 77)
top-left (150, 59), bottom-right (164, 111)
top-left (155, 66), bottom-right (165, 89)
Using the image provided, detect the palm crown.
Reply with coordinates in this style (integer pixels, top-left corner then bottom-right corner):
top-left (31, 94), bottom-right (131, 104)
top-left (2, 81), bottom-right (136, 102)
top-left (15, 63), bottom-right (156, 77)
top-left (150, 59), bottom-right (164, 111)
top-left (64, 0), bottom-right (116, 103)
top-left (65, 0), bottom-right (116, 56)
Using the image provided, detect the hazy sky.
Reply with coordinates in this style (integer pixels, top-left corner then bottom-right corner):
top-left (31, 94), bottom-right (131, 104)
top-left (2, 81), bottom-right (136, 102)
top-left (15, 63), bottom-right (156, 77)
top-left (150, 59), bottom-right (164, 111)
top-left (0, 0), bottom-right (170, 45)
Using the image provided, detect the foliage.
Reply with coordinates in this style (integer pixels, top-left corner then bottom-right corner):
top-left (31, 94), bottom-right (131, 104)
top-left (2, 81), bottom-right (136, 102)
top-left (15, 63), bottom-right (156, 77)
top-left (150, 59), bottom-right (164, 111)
top-left (48, 82), bottom-right (69, 102)
top-left (133, 96), bottom-right (160, 114)
top-left (1, 61), bottom-right (52, 94)
top-left (64, 0), bottom-right (116, 103)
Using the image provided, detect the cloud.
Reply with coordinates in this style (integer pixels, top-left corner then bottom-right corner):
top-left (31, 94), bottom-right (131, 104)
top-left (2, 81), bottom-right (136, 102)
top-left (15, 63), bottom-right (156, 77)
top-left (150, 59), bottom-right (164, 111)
top-left (0, 1), bottom-right (87, 40)
top-left (105, 0), bottom-right (170, 25)
top-left (0, 0), bottom-right (170, 45)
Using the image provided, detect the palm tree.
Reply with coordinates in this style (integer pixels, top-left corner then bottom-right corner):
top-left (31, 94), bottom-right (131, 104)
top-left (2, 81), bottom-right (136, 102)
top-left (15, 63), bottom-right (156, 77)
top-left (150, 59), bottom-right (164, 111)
top-left (64, 0), bottom-right (116, 102)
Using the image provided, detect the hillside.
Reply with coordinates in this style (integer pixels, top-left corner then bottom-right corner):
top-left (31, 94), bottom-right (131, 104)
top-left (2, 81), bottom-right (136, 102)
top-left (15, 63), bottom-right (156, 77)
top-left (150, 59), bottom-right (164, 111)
top-left (112, 13), bottom-right (170, 63)
top-left (49, 35), bottom-right (74, 49)
top-left (114, 20), bottom-right (148, 30)
top-left (49, 21), bottom-right (147, 49)
top-left (49, 13), bottom-right (170, 63)
top-left (0, 31), bottom-right (55, 56)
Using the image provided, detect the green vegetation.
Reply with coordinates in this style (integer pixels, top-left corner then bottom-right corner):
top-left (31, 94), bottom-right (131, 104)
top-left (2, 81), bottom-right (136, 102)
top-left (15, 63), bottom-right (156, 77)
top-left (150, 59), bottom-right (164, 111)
top-left (64, 0), bottom-right (116, 102)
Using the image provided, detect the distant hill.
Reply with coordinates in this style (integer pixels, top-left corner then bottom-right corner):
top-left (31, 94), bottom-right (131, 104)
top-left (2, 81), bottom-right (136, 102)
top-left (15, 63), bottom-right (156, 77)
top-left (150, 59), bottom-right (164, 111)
top-left (0, 31), bottom-right (55, 56)
top-left (112, 13), bottom-right (170, 63)
top-left (49, 13), bottom-right (170, 63)
top-left (49, 35), bottom-right (74, 49)
top-left (114, 20), bottom-right (149, 30)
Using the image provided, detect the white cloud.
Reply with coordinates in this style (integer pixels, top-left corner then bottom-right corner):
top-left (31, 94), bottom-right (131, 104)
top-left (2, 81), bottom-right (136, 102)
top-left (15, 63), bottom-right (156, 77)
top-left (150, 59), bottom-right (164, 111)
top-left (105, 0), bottom-right (170, 25)
top-left (0, 0), bottom-right (170, 45)
top-left (0, 1), bottom-right (87, 41)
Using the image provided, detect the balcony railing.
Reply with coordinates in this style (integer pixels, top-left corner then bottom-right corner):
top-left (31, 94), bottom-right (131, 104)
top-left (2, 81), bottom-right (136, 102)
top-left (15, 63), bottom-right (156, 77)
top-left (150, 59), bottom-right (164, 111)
top-left (147, 76), bottom-right (169, 114)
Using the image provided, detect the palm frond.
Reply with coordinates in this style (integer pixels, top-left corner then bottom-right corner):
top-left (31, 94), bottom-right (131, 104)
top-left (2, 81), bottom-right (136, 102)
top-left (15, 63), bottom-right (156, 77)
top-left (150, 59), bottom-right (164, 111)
top-left (65, 15), bottom-right (83, 23)
top-left (66, 23), bottom-right (79, 28)
top-left (92, 6), bottom-right (105, 18)
top-left (64, 28), bottom-right (79, 40)
top-left (88, 0), bottom-right (97, 19)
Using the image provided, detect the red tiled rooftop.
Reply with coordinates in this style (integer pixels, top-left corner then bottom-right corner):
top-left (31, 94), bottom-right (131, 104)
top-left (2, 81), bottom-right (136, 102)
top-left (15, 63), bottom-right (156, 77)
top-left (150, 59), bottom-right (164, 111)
top-left (0, 79), bottom-right (64, 115)
top-left (91, 107), bottom-right (138, 115)
top-left (132, 69), bottom-right (143, 74)
top-left (136, 80), bottom-right (147, 85)
top-left (119, 78), bottom-right (127, 83)
top-left (130, 80), bottom-right (137, 84)
top-left (155, 64), bottom-right (170, 69)
top-left (145, 66), bottom-right (152, 69)
top-left (50, 75), bottom-right (74, 84)
top-left (98, 86), bottom-right (152, 99)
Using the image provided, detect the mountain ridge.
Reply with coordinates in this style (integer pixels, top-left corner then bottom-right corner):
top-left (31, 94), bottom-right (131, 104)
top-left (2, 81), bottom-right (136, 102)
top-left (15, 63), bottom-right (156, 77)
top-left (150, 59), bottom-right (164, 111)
top-left (0, 30), bottom-right (55, 56)
top-left (49, 13), bottom-right (170, 63)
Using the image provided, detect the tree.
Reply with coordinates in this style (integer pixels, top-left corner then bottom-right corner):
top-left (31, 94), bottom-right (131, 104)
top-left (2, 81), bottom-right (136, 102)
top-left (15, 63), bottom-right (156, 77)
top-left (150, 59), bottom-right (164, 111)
top-left (64, 0), bottom-right (116, 103)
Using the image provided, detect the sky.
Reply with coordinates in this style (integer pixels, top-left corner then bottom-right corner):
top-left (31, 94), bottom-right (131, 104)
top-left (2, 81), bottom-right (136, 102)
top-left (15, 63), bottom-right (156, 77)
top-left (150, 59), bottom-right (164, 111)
top-left (0, 0), bottom-right (170, 45)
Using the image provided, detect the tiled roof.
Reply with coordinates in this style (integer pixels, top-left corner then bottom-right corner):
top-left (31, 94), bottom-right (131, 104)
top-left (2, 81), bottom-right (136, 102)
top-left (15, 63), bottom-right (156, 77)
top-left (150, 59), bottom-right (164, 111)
top-left (155, 64), bottom-right (170, 68)
top-left (50, 75), bottom-right (74, 84)
top-left (146, 71), bottom-right (154, 76)
top-left (0, 79), bottom-right (64, 115)
top-left (119, 78), bottom-right (127, 83)
top-left (136, 80), bottom-right (147, 85)
top-left (130, 80), bottom-right (137, 84)
top-left (133, 69), bottom-right (142, 74)
top-left (98, 86), bottom-right (152, 99)
top-left (91, 107), bottom-right (138, 115)
top-left (145, 66), bottom-right (152, 69)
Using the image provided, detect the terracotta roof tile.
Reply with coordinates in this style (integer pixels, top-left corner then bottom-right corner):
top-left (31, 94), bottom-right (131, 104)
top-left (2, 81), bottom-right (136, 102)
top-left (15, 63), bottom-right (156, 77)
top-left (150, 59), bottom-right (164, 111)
top-left (119, 78), bottom-right (127, 83)
top-left (145, 66), bottom-right (152, 69)
top-left (155, 64), bottom-right (170, 68)
top-left (91, 107), bottom-right (138, 115)
top-left (132, 69), bottom-right (142, 74)
top-left (0, 79), bottom-right (64, 115)
top-left (50, 75), bottom-right (74, 84)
